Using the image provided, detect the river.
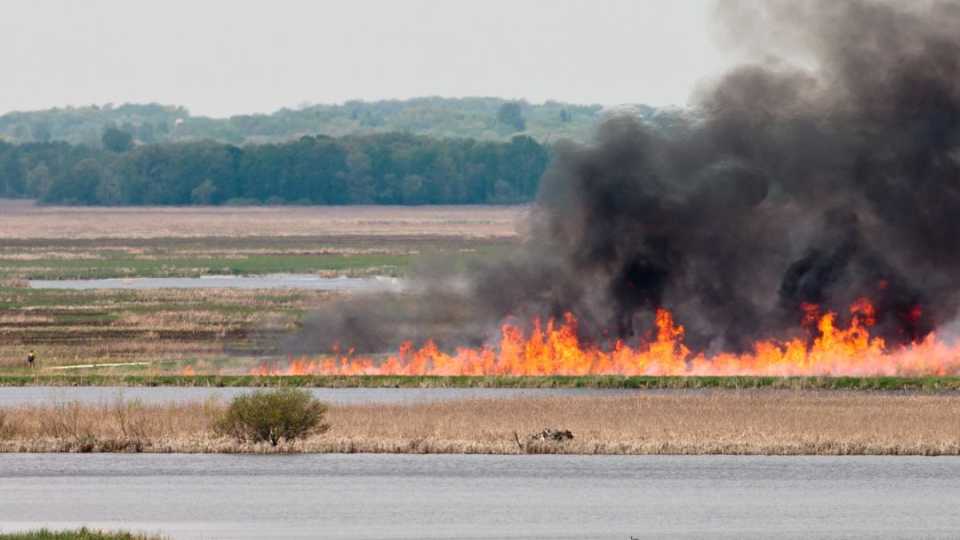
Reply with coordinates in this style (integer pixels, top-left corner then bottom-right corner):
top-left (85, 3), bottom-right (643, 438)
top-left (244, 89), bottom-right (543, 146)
top-left (0, 386), bottom-right (644, 407)
top-left (0, 454), bottom-right (957, 539)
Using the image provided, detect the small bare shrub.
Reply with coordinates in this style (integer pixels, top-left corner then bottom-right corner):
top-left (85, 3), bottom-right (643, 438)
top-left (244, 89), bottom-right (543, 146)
top-left (214, 388), bottom-right (329, 446)
top-left (0, 410), bottom-right (14, 439)
top-left (112, 400), bottom-right (150, 451)
top-left (38, 402), bottom-right (98, 449)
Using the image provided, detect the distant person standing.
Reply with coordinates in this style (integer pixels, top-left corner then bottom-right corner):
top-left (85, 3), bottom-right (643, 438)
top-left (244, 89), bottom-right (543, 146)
top-left (26, 350), bottom-right (35, 368)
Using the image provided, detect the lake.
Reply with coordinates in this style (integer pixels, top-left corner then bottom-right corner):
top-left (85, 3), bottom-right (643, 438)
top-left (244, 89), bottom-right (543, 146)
top-left (0, 454), bottom-right (956, 539)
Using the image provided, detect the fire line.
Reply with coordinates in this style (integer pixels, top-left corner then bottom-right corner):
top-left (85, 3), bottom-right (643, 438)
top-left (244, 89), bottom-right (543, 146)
top-left (252, 299), bottom-right (960, 377)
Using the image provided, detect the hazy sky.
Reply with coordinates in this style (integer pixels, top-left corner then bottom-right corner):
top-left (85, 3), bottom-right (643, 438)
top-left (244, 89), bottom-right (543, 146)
top-left (2, 0), bottom-right (731, 117)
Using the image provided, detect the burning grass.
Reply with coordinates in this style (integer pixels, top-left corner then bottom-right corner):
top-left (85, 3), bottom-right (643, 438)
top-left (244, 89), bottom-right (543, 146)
top-left (3, 374), bottom-right (960, 391)
top-left (251, 302), bottom-right (960, 378)
top-left (0, 391), bottom-right (959, 455)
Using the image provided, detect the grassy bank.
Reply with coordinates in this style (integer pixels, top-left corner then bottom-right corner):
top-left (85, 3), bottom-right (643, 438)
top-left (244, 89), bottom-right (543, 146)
top-left (1, 373), bottom-right (960, 391)
top-left (0, 529), bottom-right (163, 540)
top-left (1, 391), bottom-right (959, 455)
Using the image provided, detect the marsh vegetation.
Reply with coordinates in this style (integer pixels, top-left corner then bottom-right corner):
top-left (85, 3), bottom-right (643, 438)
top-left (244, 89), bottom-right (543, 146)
top-left (1, 391), bottom-right (959, 455)
top-left (0, 204), bottom-right (520, 370)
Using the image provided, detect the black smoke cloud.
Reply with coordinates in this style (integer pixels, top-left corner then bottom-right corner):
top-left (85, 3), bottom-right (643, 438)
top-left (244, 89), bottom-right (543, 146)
top-left (291, 0), bottom-right (960, 355)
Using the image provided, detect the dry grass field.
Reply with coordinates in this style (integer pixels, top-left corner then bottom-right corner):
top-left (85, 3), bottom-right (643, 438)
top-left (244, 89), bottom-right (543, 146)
top-left (0, 201), bottom-right (524, 239)
top-left (0, 287), bottom-right (331, 369)
top-left (2, 391), bottom-right (959, 454)
top-left (0, 201), bottom-right (521, 280)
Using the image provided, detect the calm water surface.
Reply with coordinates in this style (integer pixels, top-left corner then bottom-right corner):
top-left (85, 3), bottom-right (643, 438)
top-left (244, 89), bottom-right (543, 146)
top-left (0, 386), bottom-right (638, 406)
top-left (29, 274), bottom-right (402, 291)
top-left (0, 454), bottom-right (956, 539)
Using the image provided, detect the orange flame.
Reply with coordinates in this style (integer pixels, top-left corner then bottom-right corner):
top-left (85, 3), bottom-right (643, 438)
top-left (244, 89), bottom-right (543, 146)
top-left (251, 299), bottom-right (960, 377)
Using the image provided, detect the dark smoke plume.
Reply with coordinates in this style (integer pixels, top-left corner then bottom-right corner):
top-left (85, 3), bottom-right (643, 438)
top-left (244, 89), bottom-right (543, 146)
top-left (292, 0), bottom-right (960, 354)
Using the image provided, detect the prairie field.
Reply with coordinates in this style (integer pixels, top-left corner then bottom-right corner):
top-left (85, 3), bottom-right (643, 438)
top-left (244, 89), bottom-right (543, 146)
top-left (0, 202), bottom-right (521, 280)
top-left (0, 287), bottom-right (330, 369)
top-left (1, 391), bottom-right (959, 455)
top-left (0, 201), bottom-right (525, 240)
top-left (0, 202), bottom-right (521, 368)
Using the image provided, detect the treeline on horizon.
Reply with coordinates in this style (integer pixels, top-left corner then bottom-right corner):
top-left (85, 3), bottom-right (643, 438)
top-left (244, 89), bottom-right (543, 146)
top-left (0, 131), bottom-right (549, 205)
top-left (0, 98), bottom-right (630, 146)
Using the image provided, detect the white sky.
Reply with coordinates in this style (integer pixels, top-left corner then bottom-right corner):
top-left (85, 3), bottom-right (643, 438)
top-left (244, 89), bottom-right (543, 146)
top-left (1, 0), bottom-right (732, 117)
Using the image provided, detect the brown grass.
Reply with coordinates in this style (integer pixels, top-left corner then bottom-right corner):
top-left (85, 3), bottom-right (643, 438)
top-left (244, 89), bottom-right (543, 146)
top-left (0, 287), bottom-right (327, 368)
top-left (0, 202), bottom-right (524, 239)
top-left (1, 391), bottom-right (959, 454)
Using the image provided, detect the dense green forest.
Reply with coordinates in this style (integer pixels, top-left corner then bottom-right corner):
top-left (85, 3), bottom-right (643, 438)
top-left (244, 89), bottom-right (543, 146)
top-left (0, 98), bottom-right (645, 146)
top-left (0, 131), bottom-right (549, 205)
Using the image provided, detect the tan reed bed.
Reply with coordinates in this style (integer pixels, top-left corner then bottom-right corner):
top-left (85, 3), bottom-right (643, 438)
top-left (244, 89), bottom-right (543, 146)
top-left (1, 391), bottom-right (960, 455)
top-left (0, 203), bottom-right (523, 240)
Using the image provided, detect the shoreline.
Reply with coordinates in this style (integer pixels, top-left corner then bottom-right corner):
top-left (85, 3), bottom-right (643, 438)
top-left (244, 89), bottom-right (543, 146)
top-left (3, 439), bottom-right (957, 456)
top-left (2, 392), bottom-right (958, 455)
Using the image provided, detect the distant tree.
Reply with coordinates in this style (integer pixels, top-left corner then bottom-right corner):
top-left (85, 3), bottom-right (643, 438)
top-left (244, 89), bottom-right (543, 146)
top-left (497, 102), bottom-right (526, 132)
top-left (503, 135), bottom-right (549, 198)
top-left (19, 130), bottom-right (549, 206)
top-left (0, 97), bottom-right (606, 145)
top-left (492, 178), bottom-right (517, 203)
top-left (345, 149), bottom-right (375, 203)
top-left (26, 163), bottom-right (52, 198)
top-left (191, 178), bottom-right (218, 205)
top-left (30, 122), bottom-right (52, 142)
top-left (95, 170), bottom-right (122, 205)
top-left (137, 122), bottom-right (157, 144)
top-left (402, 174), bottom-right (426, 204)
top-left (46, 158), bottom-right (102, 204)
top-left (0, 147), bottom-right (25, 196)
top-left (102, 126), bottom-right (133, 152)
top-left (11, 124), bottom-right (29, 141)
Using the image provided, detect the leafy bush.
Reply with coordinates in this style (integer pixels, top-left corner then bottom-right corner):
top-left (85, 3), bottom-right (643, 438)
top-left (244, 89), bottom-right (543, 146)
top-left (214, 388), bottom-right (329, 446)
